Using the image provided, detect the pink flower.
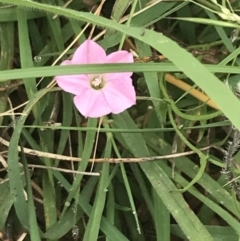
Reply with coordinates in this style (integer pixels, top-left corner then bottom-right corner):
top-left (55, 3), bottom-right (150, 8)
top-left (55, 40), bottom-right (136, 118)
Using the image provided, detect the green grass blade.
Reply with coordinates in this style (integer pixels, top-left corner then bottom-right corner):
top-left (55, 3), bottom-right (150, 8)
top-left (21, 145), bottom-right (42, 240)
top-left (0, 182), bottom-right (14, 230)
top-left (83, 161), bottom-right (109, 240)
top-left (83, 136), bottom-right (111, 240)
top-left (113, 112), bottom-right (214, 241)
top-left (7, 88), bottom-right (51, 229)
top-left (153, 190), bottom-right (170, 241)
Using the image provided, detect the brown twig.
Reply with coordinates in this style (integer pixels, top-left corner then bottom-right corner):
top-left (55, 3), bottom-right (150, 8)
top-left (0, 164), bottom-right (100, 176)
top-left (0, 136), bottom-right (212, 163)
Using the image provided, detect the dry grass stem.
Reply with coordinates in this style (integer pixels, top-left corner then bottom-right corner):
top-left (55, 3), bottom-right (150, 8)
top-left (0, 136), bottom-right (211, 163)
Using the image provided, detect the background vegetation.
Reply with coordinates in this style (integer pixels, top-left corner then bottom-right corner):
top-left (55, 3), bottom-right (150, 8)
top-left (1, 0), bottom-right (240, 240)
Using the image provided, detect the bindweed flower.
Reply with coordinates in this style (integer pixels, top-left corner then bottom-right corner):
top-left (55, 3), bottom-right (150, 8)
top-left (55, 40), bottom-right (136, 118)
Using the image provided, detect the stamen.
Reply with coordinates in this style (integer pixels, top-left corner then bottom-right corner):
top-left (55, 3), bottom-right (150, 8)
top-left (92, 78), bottom-right (102, 87)
top-left (90, 75), bottom-right (105, 90)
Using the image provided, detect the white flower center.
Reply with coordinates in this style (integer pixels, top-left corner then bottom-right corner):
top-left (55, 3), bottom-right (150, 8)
top-left (92, 77), bottom-right (102, 87)
top-left (90, 75), bottom-right (105, 90)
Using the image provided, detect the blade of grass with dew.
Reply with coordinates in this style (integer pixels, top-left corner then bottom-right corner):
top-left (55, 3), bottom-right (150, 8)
top-left (20, 144), bottom-right (42, 241)
top-left (43, 173), bottom-right (99, 239)
top-left (0, 182), bottom-right (14, 230)
top-left (130, 164), bottom-right (154, 217)
top-left (42, 171), bottom-right (57, 240)
top-left (144, 133), bottom-right (240, 218)
top-left (113, 112), bottom-right (214, 241)
top-left (18, 15), bottom-right (55, 219)
top-left (82, 130), bottom-right (112, 240)
top-left (7, 88), bottom-right (52, 229)
top-left (60, 118), bottom-right (98, 217)
top-left (156, 154), bottom-right (240, 236)
top-left (114, 178), bottom-right (145, 241)
top-left (103, 124), bottom-right (120, 241)
top-left (112, 140), bottom-right (141, 234)
top-left (5, 90), bottom-right (92, 239)
top-left (43, 203), bottom-right (84, 239)
top-left (171, 225), bottom-right (239, 240)
top-left (153, 190), bottom-right (170, 241)
top-left (50, 171), bottom-right (131, 241)
top-left (71, 188), bottom-right (81, 238)
top-left (39, 166), bottom-right (101, 239)
top-left (83, 146), bottom-right (110, 240)
top-left (106, 184), bottom-right (115, 241)
top-left (38, 96), bottom-right (58, 238)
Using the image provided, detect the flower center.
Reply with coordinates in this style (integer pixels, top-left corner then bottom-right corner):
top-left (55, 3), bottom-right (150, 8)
top-left (90, 75), bottom-right (105, 90)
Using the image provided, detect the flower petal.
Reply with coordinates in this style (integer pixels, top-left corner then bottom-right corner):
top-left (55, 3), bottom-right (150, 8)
top-left (103, 77), bottom-right (136, 114)
top-left (71, 40), bottom-right (107, 64)
top-left (55, 75), bottom-right (89, 95)
top-left (73, 90), bottom-right (112, 118)
top-left (55, 60), bottom-right (90, 95)
top-left (105, 51), bottom-right (134, 79)
top-left (106, 50), bottom-right (134, 63)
